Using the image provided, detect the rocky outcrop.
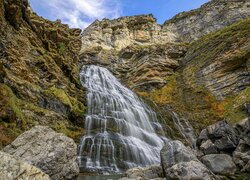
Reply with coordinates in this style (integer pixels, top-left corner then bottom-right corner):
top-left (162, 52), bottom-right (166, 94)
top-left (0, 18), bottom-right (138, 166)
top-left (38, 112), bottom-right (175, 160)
top-left (3, 126), bottom-right (79, 179)
top-left (81, 15), bottom-right (176, 51)
top-left (120, 165), bottom-right (163, 180)
top-left (164, 0), bottom-right (250, 42)
top-left (160, 140), bottom-right (216, 179)
top-left (0, 0), bottom-right (85, 148)
top-left (80, 43), bottom-right (187, 91)
top-left (201, 154), bottom-right (237, 175)
top-left (0, 151), bottom-right (50, 180)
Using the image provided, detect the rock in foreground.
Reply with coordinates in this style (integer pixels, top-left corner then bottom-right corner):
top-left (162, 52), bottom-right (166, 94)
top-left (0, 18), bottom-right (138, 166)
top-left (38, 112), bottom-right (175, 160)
top-left (0, 151), bottom-right (50, 180)
top-left (3, 126), bottom-right (79, 179)
top-left (120, 165), bottom-right (163, 180)
top-left (160, 140), bottom-right (216, 179)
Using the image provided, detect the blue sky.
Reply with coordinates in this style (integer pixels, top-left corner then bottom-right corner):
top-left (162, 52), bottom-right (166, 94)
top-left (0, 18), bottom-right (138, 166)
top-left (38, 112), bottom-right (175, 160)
top-left (30, 0), bottom-right (210, 29)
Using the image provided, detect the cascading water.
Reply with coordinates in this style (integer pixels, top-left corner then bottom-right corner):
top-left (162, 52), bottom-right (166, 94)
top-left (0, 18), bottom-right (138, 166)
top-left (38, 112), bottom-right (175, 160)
top-left (78, 65), bottom-right (165, 173)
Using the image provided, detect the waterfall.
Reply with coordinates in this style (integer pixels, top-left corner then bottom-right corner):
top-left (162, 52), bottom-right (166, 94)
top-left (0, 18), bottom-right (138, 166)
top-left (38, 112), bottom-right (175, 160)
top-left (78, 65), bottom-right (165, 173)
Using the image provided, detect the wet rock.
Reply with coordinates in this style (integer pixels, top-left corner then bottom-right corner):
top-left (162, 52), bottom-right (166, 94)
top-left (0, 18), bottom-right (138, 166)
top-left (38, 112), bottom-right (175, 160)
top-left (120, 165), bottom-right (163, 180)
top-left (201, 154), bottom-right (237, 175)
top-left (233, 139), bottom-right (250, 173)
top-left (167, 160), bottom-right (216, 180)
top-left (3, 126), bottom-right (79, 180)
top-left (197, 121), bottom-right (239, 153)
top-left (0, 151), bottom-right (50, 180)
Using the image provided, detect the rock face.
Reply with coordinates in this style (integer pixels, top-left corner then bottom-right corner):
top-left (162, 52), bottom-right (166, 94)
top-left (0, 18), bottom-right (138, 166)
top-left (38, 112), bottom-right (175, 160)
top-left (164, 0), bottom-right (250, 42)
top-left (0, 0), bottom-right (85, 148)
top-left (81, 15), bottom-right (176, 51)
top-left (80, 43), bottom-right (187, 91)
top-left (160, 140), bottom-right (215, 179)
top-left (201, 154), bottom-right (237, 175)
top-left (0, 151), bottom-right (50, 180)
top-left (3, 126), bottom-right (79, 179)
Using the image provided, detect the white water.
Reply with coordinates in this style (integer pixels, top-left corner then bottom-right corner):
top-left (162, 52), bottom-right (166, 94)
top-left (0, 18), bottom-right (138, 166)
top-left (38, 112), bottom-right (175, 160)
top-left (78, 65), bottom-right (165, 173)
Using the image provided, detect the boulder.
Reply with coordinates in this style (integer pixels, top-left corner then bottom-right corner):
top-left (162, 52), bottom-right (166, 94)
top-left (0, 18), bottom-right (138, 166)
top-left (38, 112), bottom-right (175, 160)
top-left (167, 160), bottom-right (215, 180)
top-left (201, 154), bottom-right (236, 175)
top-left (161, 140), bottom-right (216, 179)
top-left (160, 140), bottom-right (197, 172)
top-left (200, 139), bottom-right (218, 155)
top-left (3, 126), bottom-right (79, 179)
top-left (120, 165), bottom-right (163, 180)
top-left (0, 151), bottom-right (50, 179)
top-left (233, 139), bottom-right (250, 173)
top-left (197, 121), bottom-right (239, 153)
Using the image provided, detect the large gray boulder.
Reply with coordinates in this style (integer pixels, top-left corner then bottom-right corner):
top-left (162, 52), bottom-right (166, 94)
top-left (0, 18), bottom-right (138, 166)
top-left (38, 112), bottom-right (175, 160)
top-left (160, 140), bottom-right (216, 179)
top-left (0, 151), bottom-right (50, 180)
top-left (201, 154), bottom-right (237, 175)
top-left (167, 160), bottom-right (215, 180)
top-left (160, 140), bottom-right (197, 171)
top-left (3, 126), bottom-right (79, 180)
top-left (120, 165), bottom-right (164, 180)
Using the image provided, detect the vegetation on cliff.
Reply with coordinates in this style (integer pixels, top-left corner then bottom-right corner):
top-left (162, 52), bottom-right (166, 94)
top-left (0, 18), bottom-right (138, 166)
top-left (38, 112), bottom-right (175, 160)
top-left (0, 0), bottom-right (85, 148)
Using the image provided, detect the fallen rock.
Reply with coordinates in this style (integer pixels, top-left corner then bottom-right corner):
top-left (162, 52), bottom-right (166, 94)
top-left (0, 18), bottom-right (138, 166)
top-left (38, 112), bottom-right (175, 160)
top-left (161, 140), bottom-right (216, 179)
top-left (160, 140), bottom-right (197, 172)
top-left (167, 160), bottom-right (215, 180)
top-left (201, 154), bottom-right (236, 175)
top-left (120, 165), bottom-right (163, 180)
top-left (3, 126), bottom-right (79, 180)
top-left (233, 139), bottom-right (250, 173)
top-left (0, 151), bottom-right (50, 180)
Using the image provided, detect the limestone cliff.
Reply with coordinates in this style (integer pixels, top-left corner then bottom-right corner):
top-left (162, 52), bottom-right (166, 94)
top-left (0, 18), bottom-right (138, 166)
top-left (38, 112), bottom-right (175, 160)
top-left (0, 0), bottom-right (85, 149)
top-left (81, 15), bottom-right (176, 51)
top-left (164, 0), bottom-right (250, 42)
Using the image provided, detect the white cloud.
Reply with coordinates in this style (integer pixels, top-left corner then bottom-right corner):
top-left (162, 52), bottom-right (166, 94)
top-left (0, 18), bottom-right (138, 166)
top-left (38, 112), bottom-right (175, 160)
top-left (33, 0), bottom-right (122, 29)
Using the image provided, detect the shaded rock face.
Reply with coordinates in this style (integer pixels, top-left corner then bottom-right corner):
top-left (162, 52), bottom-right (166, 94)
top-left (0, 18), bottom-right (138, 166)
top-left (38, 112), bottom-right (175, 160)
top-left (81, 15), bottom-right (176, 51)
top-left (164, 0), bottom-right (250, 42)
top-left (197, 121), bottom-right (239, 154)
top-left (3, 126), bottom-right (79, 180)
top-left (201, 154), bottom-right (237, 175)
top-left (160, 140), bottom-right (216, 179)
top-left (0, 0), bottom-right (85, 147)
top-left (0, 151), bottom-right (50, 180)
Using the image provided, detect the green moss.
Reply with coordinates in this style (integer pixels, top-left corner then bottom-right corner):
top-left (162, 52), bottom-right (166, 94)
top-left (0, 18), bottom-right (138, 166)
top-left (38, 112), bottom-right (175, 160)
top-left (44, 86), bottom-right (86, 116)
top-left (45, 86), bottom-right (72, 107)
top-left (59, 42), bottom-right (66, 54)
top-left (224, 87), bottom-right (250, 123)
top-left (53, 121), bottom-right (83, 141)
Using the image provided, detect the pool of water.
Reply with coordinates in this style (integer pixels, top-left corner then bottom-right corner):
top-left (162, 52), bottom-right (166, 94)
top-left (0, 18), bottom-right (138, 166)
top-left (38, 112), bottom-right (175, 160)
top-left (77, 174), bottom-right (123, 180)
